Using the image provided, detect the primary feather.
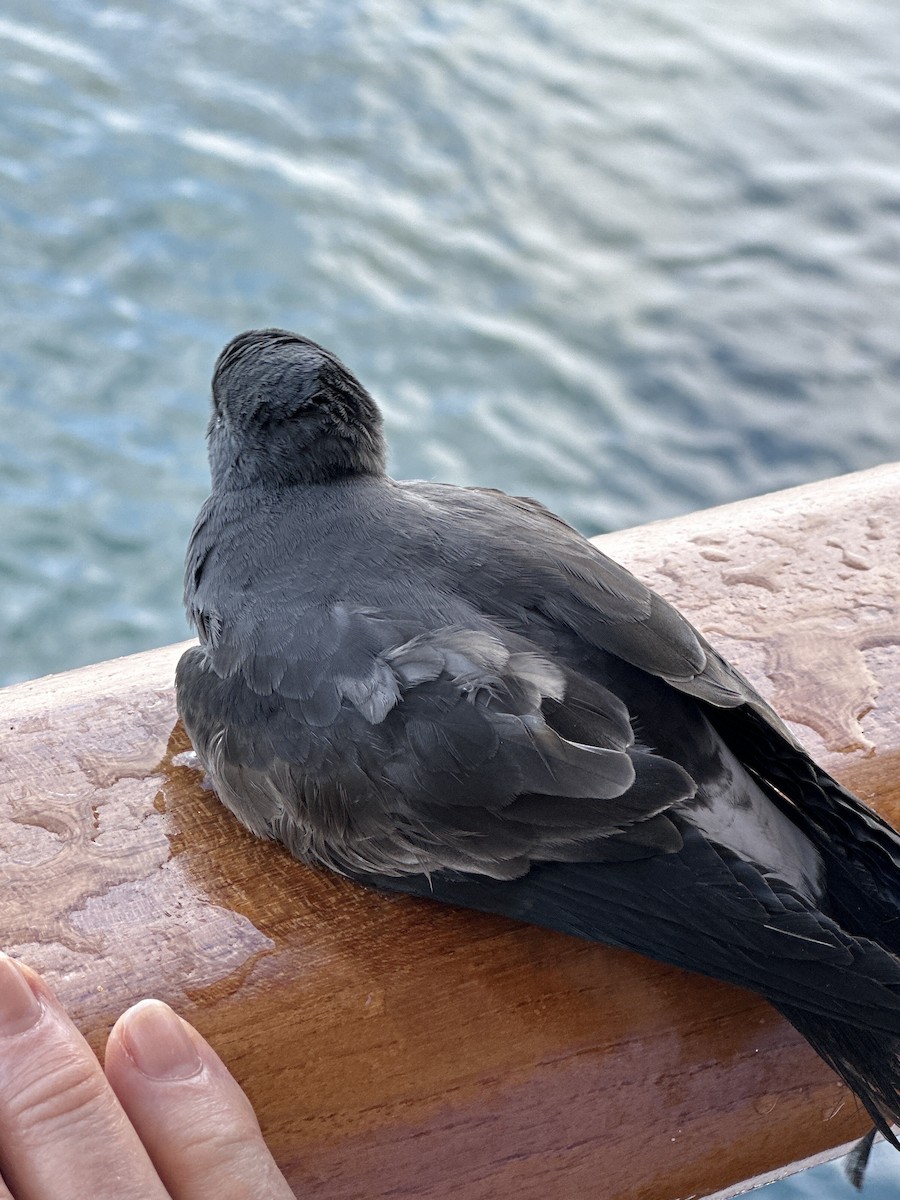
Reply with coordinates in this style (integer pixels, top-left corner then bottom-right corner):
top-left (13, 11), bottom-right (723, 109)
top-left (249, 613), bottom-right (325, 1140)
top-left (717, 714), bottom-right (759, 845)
top-left (177, 329), bottom-right (900, 1181)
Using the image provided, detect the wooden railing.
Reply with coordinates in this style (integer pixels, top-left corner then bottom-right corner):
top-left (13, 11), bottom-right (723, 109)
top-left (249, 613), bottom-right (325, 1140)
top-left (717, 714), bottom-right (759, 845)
top-left (2, 462), bottom-right (898, 1199)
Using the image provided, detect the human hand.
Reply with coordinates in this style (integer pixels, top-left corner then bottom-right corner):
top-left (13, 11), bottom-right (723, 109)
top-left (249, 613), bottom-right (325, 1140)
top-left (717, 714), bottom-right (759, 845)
top-left (0, 952), bottom-right (294, 1199)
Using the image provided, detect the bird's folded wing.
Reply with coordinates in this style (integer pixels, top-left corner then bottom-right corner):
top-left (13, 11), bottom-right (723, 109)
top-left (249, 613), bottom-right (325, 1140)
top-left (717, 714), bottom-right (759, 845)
top-left (176, 613), bottom-right (697, 878)
top-left (413, 483), bottom-right (797, 737)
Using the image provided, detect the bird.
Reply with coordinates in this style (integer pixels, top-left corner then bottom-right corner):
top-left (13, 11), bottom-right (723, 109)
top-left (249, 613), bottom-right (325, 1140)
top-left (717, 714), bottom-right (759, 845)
top-left (176, 327), bottom-right (900, 1186)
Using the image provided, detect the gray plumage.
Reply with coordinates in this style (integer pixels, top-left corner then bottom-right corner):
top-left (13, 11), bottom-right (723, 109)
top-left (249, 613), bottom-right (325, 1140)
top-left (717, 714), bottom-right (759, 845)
top-left (177, 328), bottom-right (900, 1183)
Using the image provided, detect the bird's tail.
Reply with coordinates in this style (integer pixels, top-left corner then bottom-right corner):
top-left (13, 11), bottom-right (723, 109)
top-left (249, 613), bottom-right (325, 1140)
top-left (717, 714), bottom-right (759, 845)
top-left (777, 765), bottom-right (900, 1189)
top-left (773, 1002), bottom-right (900, 1188)
top-left (711, 707), bottom-right (900, 1186)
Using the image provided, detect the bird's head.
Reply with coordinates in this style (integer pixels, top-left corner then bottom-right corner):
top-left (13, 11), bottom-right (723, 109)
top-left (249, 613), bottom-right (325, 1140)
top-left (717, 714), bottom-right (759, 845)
top-left (207, 328), bottom-right (387, 488)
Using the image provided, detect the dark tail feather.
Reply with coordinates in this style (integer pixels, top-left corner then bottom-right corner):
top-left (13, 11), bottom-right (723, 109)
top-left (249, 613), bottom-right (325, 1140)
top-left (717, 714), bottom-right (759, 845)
top-left (844, 1128), bottom-right (878, 1192)
top-left (748, 738), bottom-right (900, 1185)
top-left (774, 1002), bottom-right (900, 1189)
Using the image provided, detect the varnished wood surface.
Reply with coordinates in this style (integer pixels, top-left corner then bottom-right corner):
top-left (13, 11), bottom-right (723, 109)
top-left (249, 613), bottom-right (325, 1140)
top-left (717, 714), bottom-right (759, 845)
top-left (2, 462), bottom-right (899, 1199)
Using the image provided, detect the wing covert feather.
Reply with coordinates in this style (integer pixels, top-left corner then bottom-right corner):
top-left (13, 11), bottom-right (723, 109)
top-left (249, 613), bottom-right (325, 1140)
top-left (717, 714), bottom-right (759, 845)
top-left (177, 613), bottom-right (697, 880)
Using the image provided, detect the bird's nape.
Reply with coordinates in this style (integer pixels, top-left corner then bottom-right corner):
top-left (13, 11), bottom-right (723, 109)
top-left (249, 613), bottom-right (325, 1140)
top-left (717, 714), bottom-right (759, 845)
top-left (205, 328), bottom-right (387, 486)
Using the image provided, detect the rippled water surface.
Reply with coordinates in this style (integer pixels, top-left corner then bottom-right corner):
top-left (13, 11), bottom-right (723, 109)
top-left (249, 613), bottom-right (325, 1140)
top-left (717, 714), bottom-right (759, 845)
top-left (2, 2), bottom-right (900, 1192)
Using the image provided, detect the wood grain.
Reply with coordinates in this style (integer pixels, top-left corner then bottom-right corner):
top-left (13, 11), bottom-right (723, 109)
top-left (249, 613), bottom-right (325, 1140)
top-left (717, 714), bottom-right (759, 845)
top-left (2, 462), bottom-right (899, 1199)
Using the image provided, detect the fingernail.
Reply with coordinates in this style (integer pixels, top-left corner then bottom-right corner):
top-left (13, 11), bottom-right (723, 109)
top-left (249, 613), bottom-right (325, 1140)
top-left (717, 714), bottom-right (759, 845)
top-left (122, 1000), bottom-right (202, 1081)
top-left (0, 954), bottom-right (42, 1035)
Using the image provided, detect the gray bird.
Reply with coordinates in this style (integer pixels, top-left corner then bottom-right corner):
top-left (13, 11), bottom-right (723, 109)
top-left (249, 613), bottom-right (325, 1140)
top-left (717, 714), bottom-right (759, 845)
top-left (176, 328), bottom-right (900, 1183)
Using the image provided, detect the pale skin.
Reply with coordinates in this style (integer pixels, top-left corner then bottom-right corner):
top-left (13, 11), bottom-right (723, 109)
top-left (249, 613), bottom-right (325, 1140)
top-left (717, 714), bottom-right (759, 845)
top-left (0, 953), bottom-right (294, 1200)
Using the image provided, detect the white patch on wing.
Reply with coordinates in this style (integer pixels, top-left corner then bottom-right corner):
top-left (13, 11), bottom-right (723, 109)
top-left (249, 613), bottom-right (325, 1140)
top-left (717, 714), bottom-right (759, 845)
top-left (687, 740), bottom-right (824, 901)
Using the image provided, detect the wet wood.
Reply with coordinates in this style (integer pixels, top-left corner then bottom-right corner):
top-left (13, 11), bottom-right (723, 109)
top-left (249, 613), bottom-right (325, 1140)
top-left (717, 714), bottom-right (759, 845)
top-left (2, 461), bottom-right (899, 1200)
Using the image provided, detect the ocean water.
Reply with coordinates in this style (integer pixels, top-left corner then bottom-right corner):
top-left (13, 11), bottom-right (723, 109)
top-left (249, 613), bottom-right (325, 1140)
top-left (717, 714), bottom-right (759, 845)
top-left (2, 0), bottom-right (899, 1194)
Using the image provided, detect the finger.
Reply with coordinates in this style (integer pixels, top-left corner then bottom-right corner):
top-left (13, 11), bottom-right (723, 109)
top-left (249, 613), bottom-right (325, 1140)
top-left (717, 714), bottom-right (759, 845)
top-left (0, 953), bottom-right (169, 1200)
top-left (104, 1000), bottom-right (294, 1200)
